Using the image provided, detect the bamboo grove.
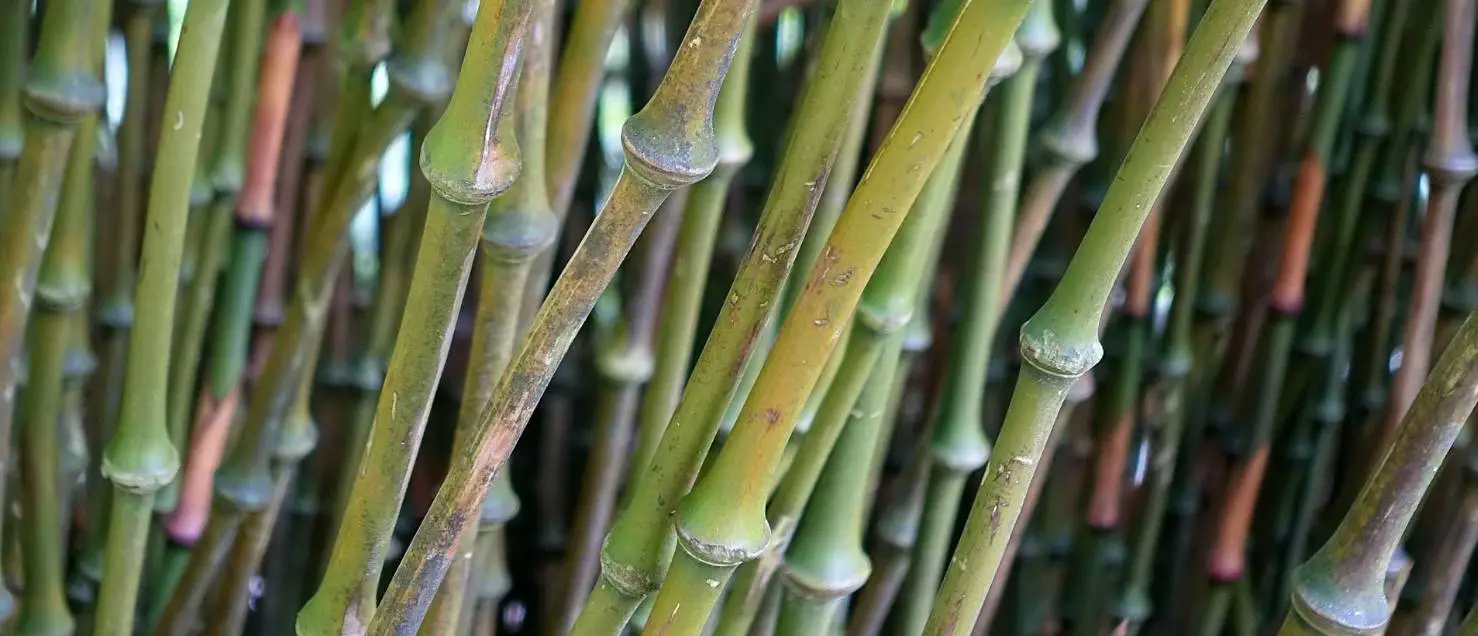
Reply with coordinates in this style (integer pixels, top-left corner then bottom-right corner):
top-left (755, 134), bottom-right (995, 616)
top-left (3, 0), bottom-right (1478, 632)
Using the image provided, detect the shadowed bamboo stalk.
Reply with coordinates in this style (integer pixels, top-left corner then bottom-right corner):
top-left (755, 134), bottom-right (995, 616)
top-left (90, 0), bottom-right (231, 625)
top-left (643, 0), bottom-right (1033, 630)
top-left (1389, 439), bottom-right (1478, 636)
top-left (151, 0), bottom-right (458, 628)
top-left (298, 0), bottom-right (531, 629)
top-left (363, 1), bottom-right (758, 630)
top-left (1369, 0), bottom-right (1478, 477)
top-left (1113, 40), bottom-right (1247, 634)
top-left (1282, 309), bottom-right (1478, 635)
top-left (1161, 5), bottom-right (1299, 611)
top-left (1198, 1), bottom-right (1371, 630)
top-left (923, 1), bottom-right (1267, 632)
top-left (999, 0), bottom-right (1148, 306)
top-left (0, 0), bottom-right (107, 613)
top-left (0, 0), bottom-right (24, 218)
top-left (16, 3), bottom-right (108, 630)
top-left (420, 0), bottom-right (558, 630)
top-left (569, 0), bottom-right (889, 630)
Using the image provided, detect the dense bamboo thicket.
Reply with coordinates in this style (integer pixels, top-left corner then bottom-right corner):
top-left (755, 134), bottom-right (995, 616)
top-left (3, 0), bottom-right (1478, 633)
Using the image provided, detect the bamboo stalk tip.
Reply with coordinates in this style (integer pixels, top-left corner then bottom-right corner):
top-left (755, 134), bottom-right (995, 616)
top-left (275, 413), bottom-right (319, 462)
top-left (212, 464), bottom-right (275, 510)
top-left (991, 41), bottom-right (1025, 82)
top-left (482, 202), bottom-right (558, 262)
top-left (1039, 123), bottom-right (1098, 168)
top-left (781, 552), bottom-right (871, 600)
top-left (1420, 147), bottom-right (1478, 186)
top-left (1288, 561), bottom-right (1390, 635)
top-left (1015, 1), bottom-right (1061, 61)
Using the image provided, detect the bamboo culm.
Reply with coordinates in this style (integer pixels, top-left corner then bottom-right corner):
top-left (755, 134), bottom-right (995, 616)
top-left (922, 0), bottom-right (1268, 631)
top-left (364, 0), bottom-right (757, 631)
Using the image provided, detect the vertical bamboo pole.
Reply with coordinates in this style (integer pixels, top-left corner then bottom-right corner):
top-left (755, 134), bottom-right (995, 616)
top-left (16, 3), bottom-right (108, 631)
top-left (0, 0), bottom-right (25, 217)
top-left (0, 0), bottom-right (107, 611)
top-left (92, 0), bottom-right (230, 626)
top-left (923, 1), bottom-right (1268, 631)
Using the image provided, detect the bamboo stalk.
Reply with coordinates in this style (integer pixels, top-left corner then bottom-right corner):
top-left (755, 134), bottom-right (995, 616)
top-left (364, 1), bottom-right (759, 630)
top-left (299, 0), bottom-right (531, 629)
top-left (570, 0), bottom-right (891, 631)
top-left (770, 66), bottom-right (969, 628)
top-left (16, 4), bottom-right (108, 631)
top-left (1394, 445), bottom-right (1478, 636)
top-left (643, 0), bottom-right (1032, 630)
top-left (0, 0), bottom-right (25, 219)
top-left (1282, 308), bottom-right (1478, 635)
top-left (1114, 43), bottom-right (1246, 633)
top-left (624, 15), bottom-right (757, 485)
top-left (0, 0), bottom-right (107, 612)
top-left (999, 0), bottom-right (1148, 306)
top-left (151, 0), bottom-right (459, 628)
top-left (1370, 0), bottom-right (1478, 473)
top-left (420, 0), bottom-right (558, 630)
top-left (1198, 1), bottom-right (1372, 631)
top-left (923, 1), bottom-right (1267, 631)
top-left (87, 0), bottom-right (229, 629)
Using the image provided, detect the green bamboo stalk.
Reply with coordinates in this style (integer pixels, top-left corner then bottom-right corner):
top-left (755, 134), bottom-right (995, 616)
top-left (999, 0), bottom-right (1148, 306)
top-left (90, 0), bottom-right (161, 582)
top-left (558, 141), bottom-right (698, 633)
top-left (91, 0), bottom-right (230, 625)
top-left (150, 0), bottom-right (456, 629)
top-left (420, 0), bottom-right (558, 630)
top-left (16, 4), bottom-right (108, 630)
top-left (894, 6), bottom-right (1050, 632)
top-left (771, 73), bottom-right (972, 628)
top-left (715, 40), bottom-right (972, 627)
top-left (368, 0), bottom-right (756, 629)
top-left (169, 13), bottom-right (305, 629)
top-left (544, 0), bottom-right (632, 219)
top-left (625, 15), bottom-right (757, 484)
top-left (1114, 45), bottom-right (1244, 632)
top-left (1282, 307), bottom-right (1478, 635)
top-left (0, 0), bottom-right (25, 218)
top-left (298, 0), bottom-right (531, 629)
top-left (0, 0), bottom-right (106, 612)
top-left (643, 0), bottom-right (1032, 630)
top-left (569, 0), bottom-right (889, 630)
top-left (923, 1), bottom-right (1266, 632)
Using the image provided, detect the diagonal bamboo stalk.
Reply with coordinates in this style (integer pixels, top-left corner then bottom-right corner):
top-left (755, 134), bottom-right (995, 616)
top-left (421, 0), bottom-right (558, 630)
top-left (298, 0), bottom-right (531, 629)
top-left (1282, 309), bottom-right (1478, 635)
top-left (643, 0), bottom-right (1033, 631)
top-left (570, 0), bottom-right (890, 631)
top-left (367, 1), bottom-right (759, 630)
top-left (923, 0), bottom-right (1268, 631)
